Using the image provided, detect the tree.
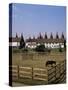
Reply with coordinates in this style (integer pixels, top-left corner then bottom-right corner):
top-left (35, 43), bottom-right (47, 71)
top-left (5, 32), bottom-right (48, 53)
top-left (45, 32), bottom-right (47, 39)
top-left (29, 36), bottom-right (31, 40)
top-left (56, 32), bottom-right (59, 39)
top-left (33, 36), bottom-right (35, 40)
top-left (37, 33), bottom-right (43, 39)
top-left (50, 32), bottom-right (53, 39)
top-left (64, 39), bottom-right (66, 51)
top-left (19, 33), bottom-right (25, 49)
top-left (35, 44), bottom-right (45, 52)
top-left (16, 33), bottom-right (18, 48)
top-left (35, 44), bottom-right (51, 53)
top-left (61, 32), bottom-right (64, 39)
top-left (16, 33), bottom-right (18, 38)
top-left (59, 45), bottom-right (62, 52)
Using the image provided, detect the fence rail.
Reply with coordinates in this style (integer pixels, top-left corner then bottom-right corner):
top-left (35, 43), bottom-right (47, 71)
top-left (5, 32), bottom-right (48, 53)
top-left (9, 60), bottom-right (66, 84)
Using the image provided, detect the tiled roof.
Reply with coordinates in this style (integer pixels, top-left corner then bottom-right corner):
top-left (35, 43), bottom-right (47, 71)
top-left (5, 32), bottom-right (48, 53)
top-left (26, 38), bottom-right (65, 43)
top-left (9, 37), bottom-right (21, 42)
top-left (9, 37), bottom-right (65, 43)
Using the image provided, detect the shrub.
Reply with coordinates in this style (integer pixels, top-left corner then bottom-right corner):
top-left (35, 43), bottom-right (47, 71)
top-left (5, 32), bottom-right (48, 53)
top-left (35, 44), bottom-right (45, 52)
top-left (48, 49), bottom-right (51, 53)
top-left (12, 48), bottom-right (21, 53)
top-left (59, 45), bottom-right (62, 52)
top-left (22, 48), bottom-right (28, 52)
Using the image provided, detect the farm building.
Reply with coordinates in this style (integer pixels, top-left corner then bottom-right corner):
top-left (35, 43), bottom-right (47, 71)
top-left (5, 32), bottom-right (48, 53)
top-left (9, 32), bottom-right (65, 49)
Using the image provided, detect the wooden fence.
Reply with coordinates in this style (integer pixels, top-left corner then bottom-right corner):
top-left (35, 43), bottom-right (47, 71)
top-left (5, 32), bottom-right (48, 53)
top-left (9, 60), bottom-right (66, 84)
top-left (47, 60), bottom-right (66, 84)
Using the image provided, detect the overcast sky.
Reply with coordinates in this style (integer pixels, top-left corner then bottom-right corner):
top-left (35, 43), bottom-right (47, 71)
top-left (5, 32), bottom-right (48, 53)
top-left (11, 3), bottom-right (66, 39)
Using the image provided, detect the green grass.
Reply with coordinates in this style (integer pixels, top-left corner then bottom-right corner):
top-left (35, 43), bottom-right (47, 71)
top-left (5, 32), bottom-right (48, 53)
top-left (12, 47), bottom-right (65, 53)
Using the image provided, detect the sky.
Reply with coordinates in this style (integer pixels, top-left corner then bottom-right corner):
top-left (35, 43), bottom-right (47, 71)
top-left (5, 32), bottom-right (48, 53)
top-left (11, 3), bottom-right (66, 39)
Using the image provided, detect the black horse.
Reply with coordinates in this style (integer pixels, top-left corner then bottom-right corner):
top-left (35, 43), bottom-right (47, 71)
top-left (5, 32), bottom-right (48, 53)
top-left (46, 60), bottom-right (56, 67)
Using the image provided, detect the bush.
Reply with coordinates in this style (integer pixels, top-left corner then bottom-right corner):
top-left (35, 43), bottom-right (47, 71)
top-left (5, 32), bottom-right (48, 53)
top-left (35, 44), bottom-right (51, 53)
top-left (22, 48), bottom-right (28, 52)
top-left (12, 48), bottom-right (21, 53)
top-left (59, 46), bottom-right (62, 52)
top-left (35, 44), bottom-right (46, 52)
top-left (48, 49), bottom-right (51, 53)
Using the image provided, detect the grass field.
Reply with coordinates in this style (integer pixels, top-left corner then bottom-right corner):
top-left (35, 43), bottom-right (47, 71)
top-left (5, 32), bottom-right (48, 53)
top-left (12, 49), bottom-right (66, 68)
top-left (11, 48), bottom-right (66, 86)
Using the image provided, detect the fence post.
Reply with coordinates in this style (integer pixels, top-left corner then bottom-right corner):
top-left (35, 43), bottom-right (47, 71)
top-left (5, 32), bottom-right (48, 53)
top-left (64, 60), bottom-right (66, 74)
top-left (55, 65), bottom-right (56, 82)
top-left (47, 68), bottom-right (49, 84)
top-left (59, 63), bottom-right (61, 79)
top-left (17, 65), bottom-right (19, 79)
top-left (32, 67), bottom-right (33, 80)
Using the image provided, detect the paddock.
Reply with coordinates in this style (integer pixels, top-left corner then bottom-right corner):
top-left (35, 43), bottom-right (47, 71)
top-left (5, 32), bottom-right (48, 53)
top-left (9, 60), bottom-right (66, 86)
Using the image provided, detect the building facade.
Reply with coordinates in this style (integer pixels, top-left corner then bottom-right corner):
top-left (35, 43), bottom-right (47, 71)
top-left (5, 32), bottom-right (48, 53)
top-left (9, 32), bottom-right (65, 49)
top-left (26, 38), bottom-right (64, 49)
